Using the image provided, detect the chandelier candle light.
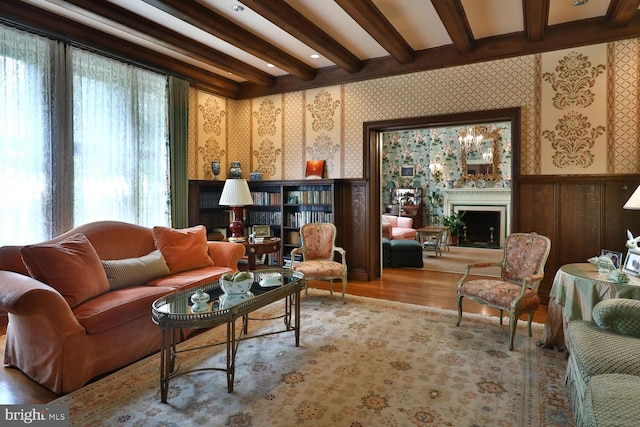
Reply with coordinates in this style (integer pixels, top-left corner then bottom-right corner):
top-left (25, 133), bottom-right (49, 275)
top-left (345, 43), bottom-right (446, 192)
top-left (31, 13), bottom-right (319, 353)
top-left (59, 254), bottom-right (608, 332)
top-left (459, 126), bottom-right (483, 150)
top-left (219, 178), bottom-right (254, 242)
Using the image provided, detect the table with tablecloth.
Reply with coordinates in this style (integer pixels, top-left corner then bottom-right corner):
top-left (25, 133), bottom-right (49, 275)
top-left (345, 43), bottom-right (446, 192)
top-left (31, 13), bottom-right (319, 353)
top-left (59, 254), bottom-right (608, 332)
top-left (538, 263), bottom-right (640, 350)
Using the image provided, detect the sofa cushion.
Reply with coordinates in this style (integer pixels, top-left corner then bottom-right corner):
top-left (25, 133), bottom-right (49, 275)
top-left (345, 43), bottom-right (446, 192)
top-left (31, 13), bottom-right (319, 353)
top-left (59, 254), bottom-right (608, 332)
top-left (146, 265), bottom-right (234, 292)
top-left (592, 298), bottom-right (640, 338)
top-left (101, 249), bottom-right (171, 290)
top-left (582, 374), bottom-right (640, 427)
top-left (152, 225), bottom-right (214, 273)
top-left (73, 285), bottom-right (173, 334)
top-left (20, 233), bottom-right (110, 308)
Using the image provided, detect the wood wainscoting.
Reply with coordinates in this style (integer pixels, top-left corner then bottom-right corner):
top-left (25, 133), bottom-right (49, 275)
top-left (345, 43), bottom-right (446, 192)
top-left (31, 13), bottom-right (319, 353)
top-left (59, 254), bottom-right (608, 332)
top-left (514, 174), bottom-right (640, 303)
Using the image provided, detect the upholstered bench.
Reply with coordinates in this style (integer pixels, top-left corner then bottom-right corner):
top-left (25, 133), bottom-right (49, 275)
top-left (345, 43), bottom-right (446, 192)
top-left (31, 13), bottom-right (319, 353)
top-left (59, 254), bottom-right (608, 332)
top-left (382, 238), bottom-right (391, 267)
top-left (582, 373), bottom-right (640, 427)
top-left (389, 239), bottom-right (423, 268)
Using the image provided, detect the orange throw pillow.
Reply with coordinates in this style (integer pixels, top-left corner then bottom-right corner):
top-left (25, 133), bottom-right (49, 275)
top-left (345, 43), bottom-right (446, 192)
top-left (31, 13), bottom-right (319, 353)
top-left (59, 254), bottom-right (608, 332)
top-left (20, 233), bottom-right (110, 308)
top-left (152, 225), bottom-right (213, 273)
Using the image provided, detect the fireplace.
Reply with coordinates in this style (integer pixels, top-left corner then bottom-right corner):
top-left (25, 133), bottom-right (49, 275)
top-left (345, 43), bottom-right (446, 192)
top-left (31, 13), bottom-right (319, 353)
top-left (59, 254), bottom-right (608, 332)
top-left (443, 188), bottom-right (511, 248)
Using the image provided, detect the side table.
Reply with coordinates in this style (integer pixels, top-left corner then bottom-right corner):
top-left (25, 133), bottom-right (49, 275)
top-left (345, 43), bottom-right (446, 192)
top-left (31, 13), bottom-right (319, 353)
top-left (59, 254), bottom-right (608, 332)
top-left (230, 237), bottom-right (281, 270)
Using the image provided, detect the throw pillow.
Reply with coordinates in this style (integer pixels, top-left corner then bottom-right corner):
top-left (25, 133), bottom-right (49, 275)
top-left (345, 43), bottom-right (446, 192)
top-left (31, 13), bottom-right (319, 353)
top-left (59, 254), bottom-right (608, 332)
top-left (20, 233), bottom-right (110, 308)
top-left (101, 249), bottom-right (171, 290)
top-left (152, 225), bottom-right (214, 273)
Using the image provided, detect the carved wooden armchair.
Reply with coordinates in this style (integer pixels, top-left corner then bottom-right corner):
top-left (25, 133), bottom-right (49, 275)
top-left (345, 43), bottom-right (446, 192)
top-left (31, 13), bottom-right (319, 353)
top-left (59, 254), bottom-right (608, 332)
top-left (456, 232), bottom-right (551, 350)
top-left (291, 222), bottom-right (347, 303)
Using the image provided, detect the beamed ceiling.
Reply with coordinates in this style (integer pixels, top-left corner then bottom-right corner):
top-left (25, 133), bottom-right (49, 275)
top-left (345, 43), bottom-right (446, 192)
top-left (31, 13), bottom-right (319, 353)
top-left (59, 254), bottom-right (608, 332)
top-left (2, 0), bottom-right (640, 99)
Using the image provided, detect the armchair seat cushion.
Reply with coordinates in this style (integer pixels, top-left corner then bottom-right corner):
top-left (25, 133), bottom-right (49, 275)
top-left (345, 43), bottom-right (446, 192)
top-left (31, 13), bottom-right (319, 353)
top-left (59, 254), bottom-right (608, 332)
top-left (294, 260), bottom-right (343, 277)
top-left (460, 280), bottom-right (540, 311)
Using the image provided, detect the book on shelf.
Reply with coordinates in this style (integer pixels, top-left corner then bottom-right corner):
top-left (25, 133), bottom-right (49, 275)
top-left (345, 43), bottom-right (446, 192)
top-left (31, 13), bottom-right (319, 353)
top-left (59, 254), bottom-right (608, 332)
top-left (283, 253), bottom-right (302, 268)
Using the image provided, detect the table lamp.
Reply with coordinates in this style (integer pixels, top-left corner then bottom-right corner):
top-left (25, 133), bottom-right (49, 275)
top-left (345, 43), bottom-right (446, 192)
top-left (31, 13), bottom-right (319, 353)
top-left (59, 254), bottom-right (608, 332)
top-left (624, 185), bottom-right (640, 210)
top-left (219, 178), bottom-right (254, 242)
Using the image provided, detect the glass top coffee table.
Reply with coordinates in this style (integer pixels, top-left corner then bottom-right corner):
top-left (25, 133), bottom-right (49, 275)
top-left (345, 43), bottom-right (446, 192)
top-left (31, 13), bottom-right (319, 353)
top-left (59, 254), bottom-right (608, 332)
top-left (151, 269), bottom-right (304, 403)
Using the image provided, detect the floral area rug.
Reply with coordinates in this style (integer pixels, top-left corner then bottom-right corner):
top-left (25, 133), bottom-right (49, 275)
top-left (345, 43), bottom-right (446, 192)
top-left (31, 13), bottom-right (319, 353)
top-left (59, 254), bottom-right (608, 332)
top-left (53, 290), bottom-right (573, 426)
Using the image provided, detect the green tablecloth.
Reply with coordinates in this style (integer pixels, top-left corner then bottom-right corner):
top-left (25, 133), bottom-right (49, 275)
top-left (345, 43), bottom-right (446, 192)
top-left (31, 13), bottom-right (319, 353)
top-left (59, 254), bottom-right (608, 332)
top-left (539, 263), bottom-right (640, 349)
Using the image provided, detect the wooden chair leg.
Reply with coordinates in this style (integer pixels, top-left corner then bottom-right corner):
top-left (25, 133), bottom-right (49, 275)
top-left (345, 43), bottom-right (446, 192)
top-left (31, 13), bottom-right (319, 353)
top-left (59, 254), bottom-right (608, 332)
top-left (508, 310), bottom-right (519, 351)
top-left (341, 277), bottom-right (347, 303)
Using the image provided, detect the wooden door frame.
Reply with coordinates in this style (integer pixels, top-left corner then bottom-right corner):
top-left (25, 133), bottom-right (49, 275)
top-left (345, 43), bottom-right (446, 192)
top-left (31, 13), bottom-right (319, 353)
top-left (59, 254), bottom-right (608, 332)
top-left (363, 108), bottom-right (522, 280)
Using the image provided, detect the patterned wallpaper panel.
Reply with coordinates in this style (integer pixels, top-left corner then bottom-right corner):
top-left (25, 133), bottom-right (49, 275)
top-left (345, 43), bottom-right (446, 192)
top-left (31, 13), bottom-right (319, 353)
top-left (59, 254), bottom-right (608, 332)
top-left (188, 39), bottom-right (640, 180)
top-left (381, 122), bottom-right (512, 220)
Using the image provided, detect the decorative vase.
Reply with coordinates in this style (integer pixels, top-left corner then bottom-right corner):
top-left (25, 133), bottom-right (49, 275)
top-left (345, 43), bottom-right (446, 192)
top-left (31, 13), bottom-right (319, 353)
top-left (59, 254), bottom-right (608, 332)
top-left (211, 160), bottom-right (221, 181)
top-left (190, 289), bottom-right (210, 313)
top-left (229, 161), bottom-right (242, 179)
top-left (249, 170), bottom-right (263, 181)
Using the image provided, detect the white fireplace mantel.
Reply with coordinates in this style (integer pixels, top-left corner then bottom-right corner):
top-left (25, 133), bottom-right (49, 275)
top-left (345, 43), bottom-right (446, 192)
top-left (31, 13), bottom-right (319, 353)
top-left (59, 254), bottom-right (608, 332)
top-left (443, 188), bottom-right (511, 246)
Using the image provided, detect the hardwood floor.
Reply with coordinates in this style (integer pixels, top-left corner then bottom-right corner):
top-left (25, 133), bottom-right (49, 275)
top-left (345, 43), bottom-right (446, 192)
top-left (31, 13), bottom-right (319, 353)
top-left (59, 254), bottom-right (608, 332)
top-left (0, 268), bottom-right (547, 405)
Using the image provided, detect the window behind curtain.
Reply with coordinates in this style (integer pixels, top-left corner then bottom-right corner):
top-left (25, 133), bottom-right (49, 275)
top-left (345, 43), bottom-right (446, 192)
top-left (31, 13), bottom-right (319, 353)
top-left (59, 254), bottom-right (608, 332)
top-left (71, 48), bottom-right (170, 227)
top-left (0, 24), bottom-right (171, 246)
top-left (0, 26), bottom-right (55, 245)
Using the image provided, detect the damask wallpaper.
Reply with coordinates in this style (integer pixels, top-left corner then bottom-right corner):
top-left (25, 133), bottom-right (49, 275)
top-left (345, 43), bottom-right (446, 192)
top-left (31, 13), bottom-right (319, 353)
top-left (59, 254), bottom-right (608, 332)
top-left (188, 38), bottom-right (640, 181)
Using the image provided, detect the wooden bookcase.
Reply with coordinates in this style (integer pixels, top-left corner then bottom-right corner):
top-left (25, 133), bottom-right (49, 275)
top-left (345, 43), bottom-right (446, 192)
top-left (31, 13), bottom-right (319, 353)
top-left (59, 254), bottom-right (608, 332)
top-left (188, 179), bottom-right (340, 264)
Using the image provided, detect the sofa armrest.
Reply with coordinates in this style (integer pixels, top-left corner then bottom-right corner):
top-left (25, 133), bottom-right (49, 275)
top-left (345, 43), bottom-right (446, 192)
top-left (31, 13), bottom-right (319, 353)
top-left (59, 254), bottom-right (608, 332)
top-left (593, 298), bottom-right (640, 338)
top-left (207, 241), bottom-right (245, 270)
top-left (0, 271), bottom-right (84, 334)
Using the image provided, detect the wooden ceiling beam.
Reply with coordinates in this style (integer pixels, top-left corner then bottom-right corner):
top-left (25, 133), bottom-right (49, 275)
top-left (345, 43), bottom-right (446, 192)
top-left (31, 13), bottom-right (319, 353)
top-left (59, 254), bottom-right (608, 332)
top-left (142, 0), bottom-right (315, 80)
top-left (333, 0), bottom-right (413, 64)
top-left (430, 0), bottom-right (475, 54)
top-left (60, 0), bottom-right (273, 87)
top-left (523, 0), bottom-right (550, 41)
top-left (607, 0), bottom-right (640, 28)
top-left (239, 0), bottom-right (363, 73)
top-left (0, 0), bottom-right (239, 98)
top-left (238, 15), bottom-right (640, 98)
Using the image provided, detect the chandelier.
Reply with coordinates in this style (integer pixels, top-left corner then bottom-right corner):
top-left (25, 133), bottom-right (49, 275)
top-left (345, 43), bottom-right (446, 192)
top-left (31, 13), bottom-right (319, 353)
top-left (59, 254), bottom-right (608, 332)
top-left (459, 126), bottom-right (483, 150)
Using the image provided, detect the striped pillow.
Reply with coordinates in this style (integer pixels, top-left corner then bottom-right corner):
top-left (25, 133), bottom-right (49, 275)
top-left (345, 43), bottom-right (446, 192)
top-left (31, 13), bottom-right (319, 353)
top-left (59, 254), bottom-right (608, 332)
top-left (101, 250), bottom-right (170, 290)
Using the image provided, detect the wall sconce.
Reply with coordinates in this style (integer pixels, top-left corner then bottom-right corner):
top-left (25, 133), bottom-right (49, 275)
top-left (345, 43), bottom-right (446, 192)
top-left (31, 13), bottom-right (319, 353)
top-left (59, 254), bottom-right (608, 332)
top-left (429, 163), bottom-right (443, 182)
top-left (219, 178), bottom-right (254, 242)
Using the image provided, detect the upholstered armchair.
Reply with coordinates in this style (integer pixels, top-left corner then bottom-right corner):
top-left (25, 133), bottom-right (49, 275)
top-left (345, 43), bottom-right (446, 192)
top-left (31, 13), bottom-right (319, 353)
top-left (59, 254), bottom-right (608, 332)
top-left (455, 232), bottom-right (551, 350)
top-left (291, 223), bottom-right (347, 303)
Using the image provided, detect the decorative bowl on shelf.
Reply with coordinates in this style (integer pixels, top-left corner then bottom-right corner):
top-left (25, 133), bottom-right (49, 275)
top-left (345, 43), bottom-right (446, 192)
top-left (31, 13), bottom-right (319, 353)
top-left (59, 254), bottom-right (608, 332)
top-left (220, 271), bottom-right (254, 295)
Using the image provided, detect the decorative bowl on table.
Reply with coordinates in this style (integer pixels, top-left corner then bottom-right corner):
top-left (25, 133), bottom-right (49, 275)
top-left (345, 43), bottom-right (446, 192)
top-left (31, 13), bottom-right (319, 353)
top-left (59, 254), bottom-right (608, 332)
top-left (220, 271), bottom-right (254, 295)
top-left (219, 291), bottom-right (253, 309)
top-left (258, 271), bottom-right (283, 287)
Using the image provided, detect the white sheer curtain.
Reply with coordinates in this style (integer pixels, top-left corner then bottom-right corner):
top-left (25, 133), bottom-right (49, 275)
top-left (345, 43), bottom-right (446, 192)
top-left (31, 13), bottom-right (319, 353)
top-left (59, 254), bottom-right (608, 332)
top-left (71, 48), bottom-right (170, 227)
top-left (0, 26), bottom-right (56, 245)
top-left (0, 23), bottom-right (172, 246)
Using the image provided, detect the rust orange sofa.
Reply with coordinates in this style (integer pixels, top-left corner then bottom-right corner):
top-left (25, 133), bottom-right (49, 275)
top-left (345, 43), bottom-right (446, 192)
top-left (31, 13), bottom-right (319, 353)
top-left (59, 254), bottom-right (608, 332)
top-left (0, 221), bottom-right (244, 394)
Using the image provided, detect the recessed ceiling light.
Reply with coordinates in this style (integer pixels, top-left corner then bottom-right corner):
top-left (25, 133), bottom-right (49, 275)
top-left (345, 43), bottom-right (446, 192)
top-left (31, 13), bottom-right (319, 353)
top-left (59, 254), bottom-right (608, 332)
top-left (231, 4), bottom-right (244, 12)
top-left (310, 54), bottom-right (320, 59)
top-left (266, 63), bottom-right (275, 68)
top-left (573, 0), bottom-right (587, 5)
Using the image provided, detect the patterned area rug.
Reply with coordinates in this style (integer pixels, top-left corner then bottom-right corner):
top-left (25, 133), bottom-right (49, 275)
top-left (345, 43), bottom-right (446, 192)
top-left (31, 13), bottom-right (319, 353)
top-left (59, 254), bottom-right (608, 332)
top-left (53, 290), bottom-right (573, 426)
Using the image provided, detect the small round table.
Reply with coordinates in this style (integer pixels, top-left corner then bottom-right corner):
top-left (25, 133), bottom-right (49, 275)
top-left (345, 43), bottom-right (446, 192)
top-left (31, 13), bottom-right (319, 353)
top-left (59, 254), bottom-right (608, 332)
top-left (241, 237), bottom-right (281, 270)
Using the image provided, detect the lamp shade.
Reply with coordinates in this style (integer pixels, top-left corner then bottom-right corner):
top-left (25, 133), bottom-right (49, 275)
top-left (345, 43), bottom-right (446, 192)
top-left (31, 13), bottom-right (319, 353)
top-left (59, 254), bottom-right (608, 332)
top-left (219, 179), bottom-right (254, 207)
top-left (624, 185), bottom-right (640, 210)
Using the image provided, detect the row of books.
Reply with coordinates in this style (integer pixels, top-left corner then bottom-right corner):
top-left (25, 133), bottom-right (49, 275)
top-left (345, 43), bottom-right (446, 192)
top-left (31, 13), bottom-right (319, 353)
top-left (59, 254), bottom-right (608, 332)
top-left (285, 190), bottom-right (331, 205)
top-left (248, 211), bottom-right (281, 225)
top-left (251, 191), bottom-right (282, 206)
top-left (285, 211), bottom-right (333, 228)
top-left (199, 191), bottom-right (222, 209)
top-left (283, 253), bottom-right (302, 269)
